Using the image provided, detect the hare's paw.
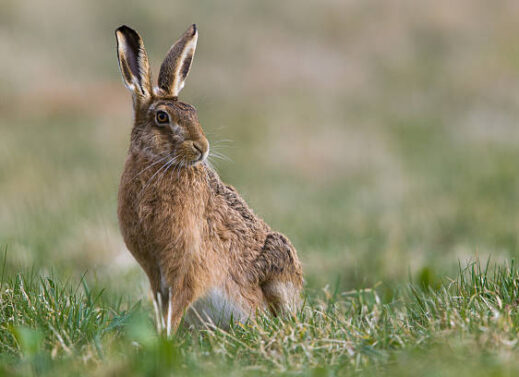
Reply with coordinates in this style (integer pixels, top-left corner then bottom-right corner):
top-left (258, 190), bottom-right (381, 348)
top-left (262, 280), bottom-right (301, 315)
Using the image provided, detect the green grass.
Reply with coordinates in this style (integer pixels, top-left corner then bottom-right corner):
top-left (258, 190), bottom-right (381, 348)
top-left (2, 260), bottom-right (519, 376)
top-left (2, 0), bottom-right (519, 374)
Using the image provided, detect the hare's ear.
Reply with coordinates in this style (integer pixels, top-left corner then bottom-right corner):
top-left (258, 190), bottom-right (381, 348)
top-left (158, 24), bottom-right (198, 97)
top-left (115, 25), bottom-right (152, 100)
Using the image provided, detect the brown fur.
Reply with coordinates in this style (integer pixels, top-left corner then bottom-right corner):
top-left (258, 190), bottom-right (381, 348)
top-left (115, 24), bottom-right (303, 334)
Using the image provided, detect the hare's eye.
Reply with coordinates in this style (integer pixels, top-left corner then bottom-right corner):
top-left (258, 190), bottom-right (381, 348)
top-left (156, 111), bottom-right (170, 125)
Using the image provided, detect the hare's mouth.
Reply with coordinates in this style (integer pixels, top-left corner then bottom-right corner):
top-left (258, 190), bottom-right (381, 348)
top-left (184, 143), bottom-right (209, 166)
top-left (174, 154), bottom-right (205, 168)
top-left (173, 140), bottom-right (209, 167)
top-left (187, 154), bottom-right (207, 166)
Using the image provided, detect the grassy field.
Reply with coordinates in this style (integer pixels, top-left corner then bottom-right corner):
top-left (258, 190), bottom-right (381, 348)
top-left (1, 0), bottom-right (519, 375)
top-left (2, 260), bottom-right (519, 376)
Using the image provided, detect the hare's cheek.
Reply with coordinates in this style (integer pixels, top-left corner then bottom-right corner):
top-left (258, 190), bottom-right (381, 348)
top-left (149, 134), bottom-right (173, 155)
top-left (169, 134), bottom-right (184, 147)
top-left (174, 141), bottom-right (191, 159)
top-left (169, 122), bottom-right (182, 134)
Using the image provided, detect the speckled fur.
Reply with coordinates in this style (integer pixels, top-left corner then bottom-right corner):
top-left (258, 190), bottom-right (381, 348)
top-left (115, 24), bottom-right (303, 333)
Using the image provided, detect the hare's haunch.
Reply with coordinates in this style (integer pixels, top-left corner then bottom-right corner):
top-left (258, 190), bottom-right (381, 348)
top-left (115, 24), bottom-right (303, 335)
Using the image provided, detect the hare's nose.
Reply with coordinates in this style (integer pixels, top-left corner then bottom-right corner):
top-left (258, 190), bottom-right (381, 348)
top-left (192, 140), bottom-right (209, 161)
top-left (192, 142), bottom-right (203, 156)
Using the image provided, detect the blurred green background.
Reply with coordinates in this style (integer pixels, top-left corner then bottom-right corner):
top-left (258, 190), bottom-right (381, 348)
top-left (1, 0), bottom-right (519, 297)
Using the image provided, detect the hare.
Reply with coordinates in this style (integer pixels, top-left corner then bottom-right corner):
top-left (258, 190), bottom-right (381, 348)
top-left (115, 24), bottom-right (303, 335)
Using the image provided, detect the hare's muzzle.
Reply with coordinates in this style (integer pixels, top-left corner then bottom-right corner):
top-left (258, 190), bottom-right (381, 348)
top-left (186, 138), bottom-right (209, 164)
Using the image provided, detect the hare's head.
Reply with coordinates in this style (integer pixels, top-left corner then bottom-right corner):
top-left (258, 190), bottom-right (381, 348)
top-left (115, 25), bottom-right (209, 166)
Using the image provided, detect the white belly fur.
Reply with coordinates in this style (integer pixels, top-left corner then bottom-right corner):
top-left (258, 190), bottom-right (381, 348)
top-left (184, 287), bottom-right (248, 328)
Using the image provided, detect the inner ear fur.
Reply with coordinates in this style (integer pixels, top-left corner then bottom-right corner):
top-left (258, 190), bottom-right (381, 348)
top-left (158, 24), bottom-right (198, 97)
top-left (115, 25), bottom-right (152, 99)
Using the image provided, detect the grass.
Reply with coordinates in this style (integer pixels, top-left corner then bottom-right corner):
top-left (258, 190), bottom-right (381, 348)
top-left (2, 0), bottom-right (519, 374)
top-left (2, 259), bottom-right (519, 376)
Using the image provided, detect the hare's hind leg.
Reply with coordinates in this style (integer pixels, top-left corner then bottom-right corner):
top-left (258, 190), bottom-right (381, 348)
top-left (256, 232), bottom-right (303, 315)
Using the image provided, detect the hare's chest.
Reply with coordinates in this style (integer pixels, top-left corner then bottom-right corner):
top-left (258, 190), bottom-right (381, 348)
top-left (184, 288), bottom-right (248, 328)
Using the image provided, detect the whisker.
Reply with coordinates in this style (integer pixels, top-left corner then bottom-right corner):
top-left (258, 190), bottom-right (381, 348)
top-left (204, 159), bottom-right (217, 173)
top-left (210, 138), bottom-right (233, 145)
top-left (154, 156), bottom-right (177, 189)
top-left (177, 159), bottom-right (186, 180)
top-left (138, 156), bottom-right (175, 198)
top-left (164, 155), bottom-right (179, 179)
top-left (174, 158), bottom-right (182, 180)
top-left (209, 151), bottom-right (232, 162)
top-left (209, 146), bottom-right (235, 154)
top-left (131, 154), bottom-right (171, 181)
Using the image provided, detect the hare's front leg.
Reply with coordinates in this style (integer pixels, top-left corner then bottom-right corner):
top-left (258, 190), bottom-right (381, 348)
top-left (141, 260), bottom-right (192, 335)
top-left (140, 264), bottom-right (168, 333)
top-left (152, 290), bottom-right (167, 333)
top-left (163, 281), bottom-right (196, 337)
top-left (150, 285), bottom-right (191, 336)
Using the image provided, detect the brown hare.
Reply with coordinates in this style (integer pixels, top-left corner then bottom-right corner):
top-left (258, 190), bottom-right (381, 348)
top-left (115, 24), bottom-right (303, 335)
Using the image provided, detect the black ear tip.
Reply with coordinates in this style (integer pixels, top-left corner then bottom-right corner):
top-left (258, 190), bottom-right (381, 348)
top-left (116, 25), bottom-right (138, 37)
top-left (191, 24), bottom-right (197, 35)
